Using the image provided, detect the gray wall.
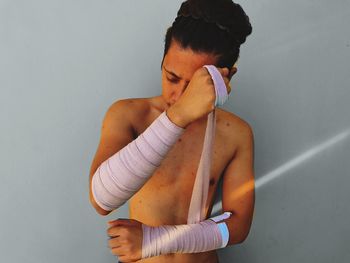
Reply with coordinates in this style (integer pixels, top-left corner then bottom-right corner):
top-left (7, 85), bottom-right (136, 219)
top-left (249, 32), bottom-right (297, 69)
top-left (1, 0), bottom-right (349, 262)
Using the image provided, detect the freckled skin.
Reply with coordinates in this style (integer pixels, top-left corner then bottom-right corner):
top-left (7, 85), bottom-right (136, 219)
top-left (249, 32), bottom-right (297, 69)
top-left (123, 40), bottom-right (245, 263)
top-left (209, 178), bottom-right (216, 185)
top-left (128, 96), bottom-right (241, 263)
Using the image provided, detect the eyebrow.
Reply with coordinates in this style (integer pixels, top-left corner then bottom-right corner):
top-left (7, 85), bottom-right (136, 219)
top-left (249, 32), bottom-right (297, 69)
top-left (163, 66), bottom-right (182, 79)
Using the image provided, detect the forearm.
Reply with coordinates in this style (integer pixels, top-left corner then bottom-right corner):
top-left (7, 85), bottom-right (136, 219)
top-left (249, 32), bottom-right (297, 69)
top-left (141, 212), bottom-right (232, 258)
top-left (91, 110), bottom-right (185, 211)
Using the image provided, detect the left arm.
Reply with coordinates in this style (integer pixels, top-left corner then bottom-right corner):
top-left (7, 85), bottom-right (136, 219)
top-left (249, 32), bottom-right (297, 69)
top-left (106, 123), bottom-right (255, 261)
top-left (220, 121), bottom-right (255, 245)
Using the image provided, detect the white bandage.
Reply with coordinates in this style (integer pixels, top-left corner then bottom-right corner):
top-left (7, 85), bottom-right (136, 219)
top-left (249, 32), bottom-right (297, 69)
top-left (91, 111), bottom-right (185, 211)
top-left (141, 211), bottom-right (232, 258)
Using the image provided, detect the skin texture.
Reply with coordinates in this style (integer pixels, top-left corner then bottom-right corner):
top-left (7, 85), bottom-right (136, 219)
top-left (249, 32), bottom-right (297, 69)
top-left (91, 39), bottom-right (255, 263)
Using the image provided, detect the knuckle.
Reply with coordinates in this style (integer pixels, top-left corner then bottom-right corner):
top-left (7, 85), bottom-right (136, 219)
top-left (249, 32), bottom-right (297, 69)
top-left (118, 256), bottom-right (126, 262)
top-left (111, 248), bottom-right (118, 255)
top-left (108, 239), bottom-right (113, 248)
top-left (206, 76), bottom-right (213, 84)
top-left (195, 68), bottom-right (205, 77)
top-left (200, 67), bottom-right (208, 74)
top-left (124, 228), bottom-right (132, 237)
top-left (130, 254), bottom-right (138, 261)
top-left (120, 226), bottom-right (127, 234)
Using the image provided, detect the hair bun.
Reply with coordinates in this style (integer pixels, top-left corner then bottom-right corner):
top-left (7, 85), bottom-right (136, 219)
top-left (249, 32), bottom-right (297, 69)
top-left (177, 0), bottom-right (252, 45)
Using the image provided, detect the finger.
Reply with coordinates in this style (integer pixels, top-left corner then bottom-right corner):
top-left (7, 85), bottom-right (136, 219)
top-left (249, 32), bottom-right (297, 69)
top-left (107, 226), bottom-right (124, 237)
top-left (216, 67), bottom-right (230, 77)
top-left (229, 67), bottom-right (237, 79)
top-left (108, 218), bottom-right (133, 226)
top-left (118, 255), bottom-right (136, 263)
top-left (221, 76), bottom-right (231, 93)
top-left (108, 218), bottom-right (126, 226)
top-left (223, 77), bottom-right (230, 86)
top-left (111, 245), bottom-right (125, 256)
top-left (118, 255), bottom-right (131, 263)
top-left (108, 236), bottom-right (122, 248)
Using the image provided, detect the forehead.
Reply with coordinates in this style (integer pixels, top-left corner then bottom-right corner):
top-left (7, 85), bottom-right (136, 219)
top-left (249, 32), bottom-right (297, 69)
top-left (163, 40), bottom-right (218, 81)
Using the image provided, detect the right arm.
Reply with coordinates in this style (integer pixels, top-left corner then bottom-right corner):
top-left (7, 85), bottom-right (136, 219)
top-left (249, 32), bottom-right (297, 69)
top-left (89, 66), bottom-right (231, 216)
top-left (89, 100), bottom-right (185, 216)
top-left (89, 100), bottom-right (135, 216)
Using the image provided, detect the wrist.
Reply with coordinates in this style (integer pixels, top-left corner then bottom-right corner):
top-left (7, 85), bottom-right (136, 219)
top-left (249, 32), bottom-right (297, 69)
top-left (141, 217), bottom-right (229, 258)
top-left (166, 104), bottom-right (190, 128)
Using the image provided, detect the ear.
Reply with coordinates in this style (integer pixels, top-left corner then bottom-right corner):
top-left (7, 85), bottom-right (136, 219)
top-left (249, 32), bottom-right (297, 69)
top-left (228, 66), bottom-right (238, 80)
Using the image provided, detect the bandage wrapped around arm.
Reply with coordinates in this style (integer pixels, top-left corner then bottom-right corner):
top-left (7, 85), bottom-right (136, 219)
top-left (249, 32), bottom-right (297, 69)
top-left (142, 212), bottom-right (232, 258)
top-left (91, 111), bottom-right (185, 211)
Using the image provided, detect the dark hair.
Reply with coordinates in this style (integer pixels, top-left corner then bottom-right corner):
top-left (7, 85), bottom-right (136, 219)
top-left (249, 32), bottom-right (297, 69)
top-left (161, 0), bottom-right (252, 70)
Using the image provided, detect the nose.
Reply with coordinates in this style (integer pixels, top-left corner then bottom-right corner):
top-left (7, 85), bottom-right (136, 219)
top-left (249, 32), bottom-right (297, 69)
top-left (173, 91), bottom-right (183, 102)
top-left (172, 83), bottom-right (188, 102)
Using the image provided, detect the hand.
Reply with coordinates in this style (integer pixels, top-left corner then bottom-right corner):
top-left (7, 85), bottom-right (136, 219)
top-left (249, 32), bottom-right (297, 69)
top-left (170, 66), bottom-right (237, 127)
top-left (107, 218), bottom-right (143, 263)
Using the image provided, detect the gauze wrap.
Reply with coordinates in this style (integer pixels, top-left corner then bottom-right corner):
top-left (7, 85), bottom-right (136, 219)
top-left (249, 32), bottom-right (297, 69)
top-left (187, 65), bottom-right (229, 224)
top-left (91, 110), bottom-right (185, 211)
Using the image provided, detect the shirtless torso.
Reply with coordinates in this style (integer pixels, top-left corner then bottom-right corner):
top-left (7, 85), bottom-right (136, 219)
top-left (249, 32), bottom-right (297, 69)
top-left (123, 95), bottom-right (246, 263)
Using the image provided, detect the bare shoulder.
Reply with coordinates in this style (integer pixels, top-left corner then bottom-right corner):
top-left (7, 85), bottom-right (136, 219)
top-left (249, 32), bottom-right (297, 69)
top-left (217, 108), bottom-right (254, 145)
top-left (108, 97), bottom-right (151, 121)
top-left (108, 97), bottom-right (155, 135)
top-left (109, 97), bottom-right (149, 113)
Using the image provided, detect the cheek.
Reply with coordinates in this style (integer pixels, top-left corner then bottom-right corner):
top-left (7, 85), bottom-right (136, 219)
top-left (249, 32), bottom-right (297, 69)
top-left (161, 79), bottom-right (173, 97)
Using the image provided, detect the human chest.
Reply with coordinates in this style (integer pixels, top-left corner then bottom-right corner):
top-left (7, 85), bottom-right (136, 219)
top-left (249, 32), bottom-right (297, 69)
top-left (129, 111), bottom-right (235, 225)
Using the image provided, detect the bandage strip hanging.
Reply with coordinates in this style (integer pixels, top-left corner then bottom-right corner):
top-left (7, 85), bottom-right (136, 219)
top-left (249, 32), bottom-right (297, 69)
top-left (187, 65), bottom-right (229, 224)
top-left (141, 66), bottom-right (232, 258)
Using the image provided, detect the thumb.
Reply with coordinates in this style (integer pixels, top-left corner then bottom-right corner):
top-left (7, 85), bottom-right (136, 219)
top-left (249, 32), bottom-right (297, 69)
top-left (218, 67), bottom-right (230, 77)
top-left (107, 218), bottom-right (129, 226)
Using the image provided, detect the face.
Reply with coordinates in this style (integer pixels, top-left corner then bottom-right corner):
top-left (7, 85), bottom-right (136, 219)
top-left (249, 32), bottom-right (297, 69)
top-left (161, 39), bottom-right (219, 107)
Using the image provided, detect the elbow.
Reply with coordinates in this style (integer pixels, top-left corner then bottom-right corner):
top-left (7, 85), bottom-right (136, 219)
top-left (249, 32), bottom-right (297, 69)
top-left (237, 236), bottom-right (247, 245)
top-left (238, 229), bottom-right (252, 244)
top-left (89, 173), bottom-right (113, 216)
top-left (90, 195), bottom-right (112, 216)
top-left (89, 186), bottom-right (113, 216)
top-left (95, 206), bottom-right (112, 217)
top-left (227, 221), bottom-right (252, 245)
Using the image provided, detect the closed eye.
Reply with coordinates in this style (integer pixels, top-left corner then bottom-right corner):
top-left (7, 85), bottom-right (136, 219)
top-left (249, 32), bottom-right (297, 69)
top-left (166, 77), bottom-right (179, 83)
